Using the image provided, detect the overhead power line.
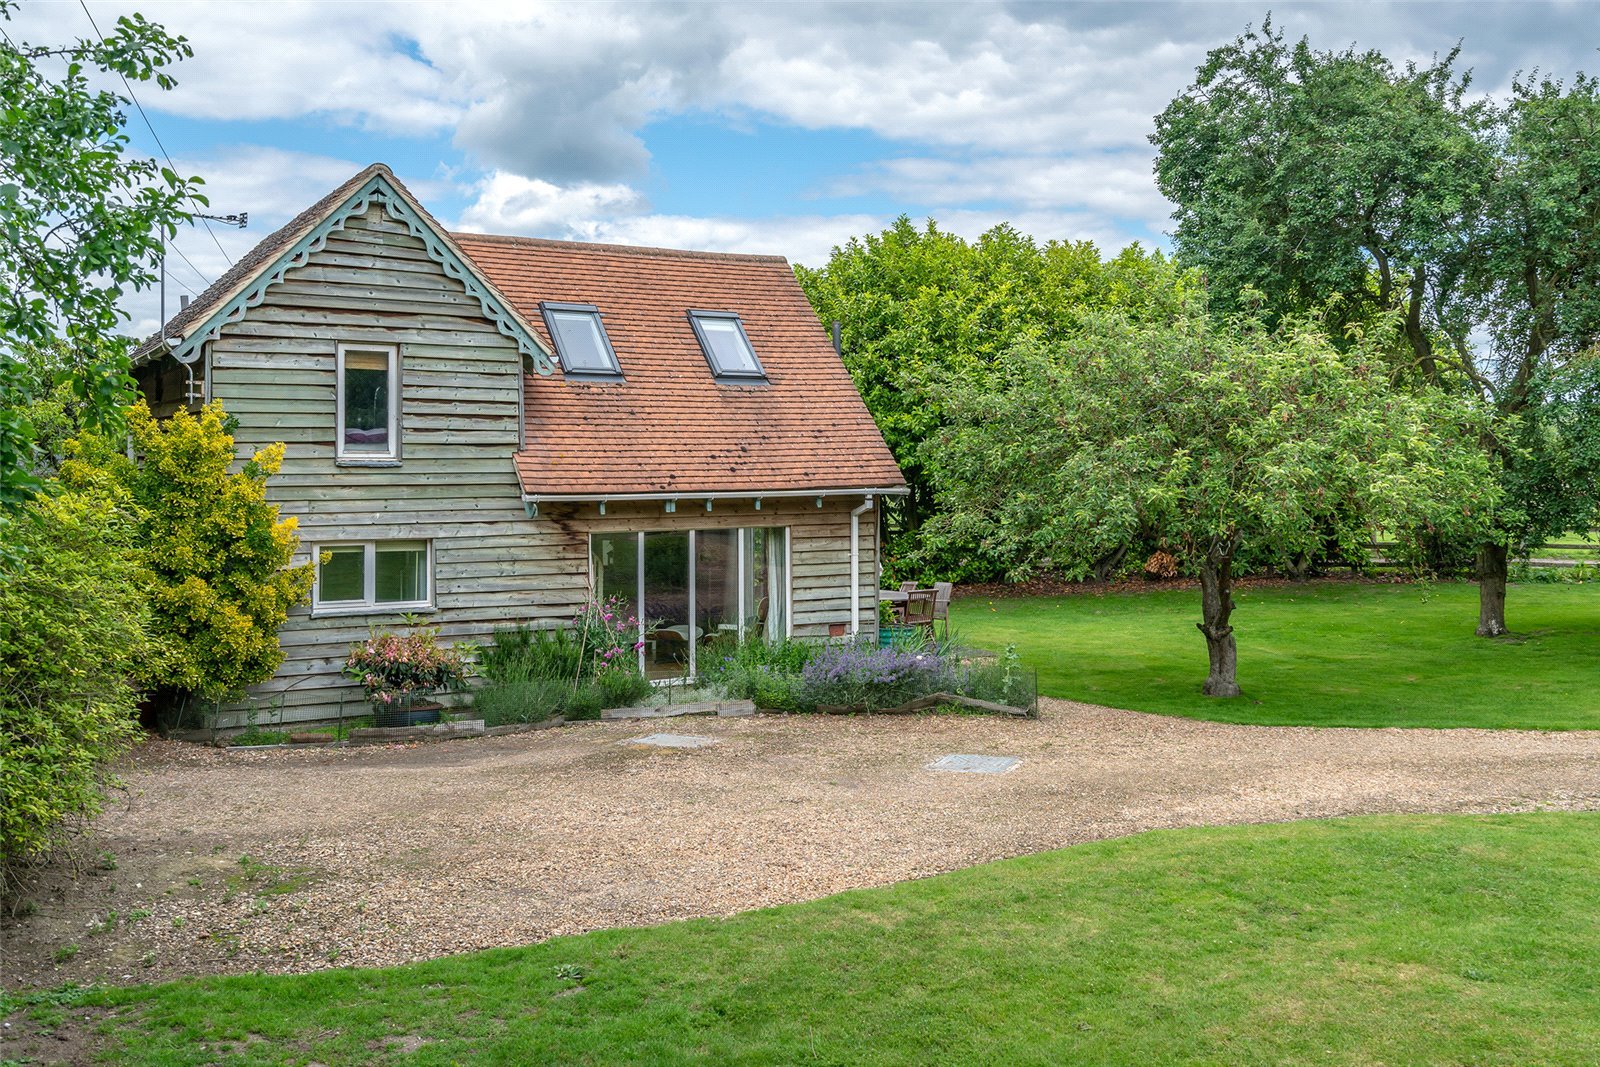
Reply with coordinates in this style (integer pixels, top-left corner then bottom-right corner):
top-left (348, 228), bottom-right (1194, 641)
top-left (160, 239), bottom-right (204, 298)
top-left (76, 0), bottom-right (235, 277)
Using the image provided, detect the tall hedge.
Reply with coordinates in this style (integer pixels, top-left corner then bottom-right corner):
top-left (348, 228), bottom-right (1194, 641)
top-left (0, 489), bottom-right (147, 890)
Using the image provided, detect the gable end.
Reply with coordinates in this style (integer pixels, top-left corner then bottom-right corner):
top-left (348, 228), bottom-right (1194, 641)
top-left (167, 174), bottom-right (555, 374)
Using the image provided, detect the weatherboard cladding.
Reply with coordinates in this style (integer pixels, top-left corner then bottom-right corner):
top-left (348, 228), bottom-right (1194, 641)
top-left (132, 164), bottom-right (552, 372)
top-left (201, 205), bottom-right (552, 726)
top-left (452, 233), bottom-right (906, 498)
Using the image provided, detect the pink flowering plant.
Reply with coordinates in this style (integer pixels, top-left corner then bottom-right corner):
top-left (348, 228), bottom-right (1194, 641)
top-left (345, 626), bottom-right (471, 706)
top-left (576, 595), bottom-right (647, 677)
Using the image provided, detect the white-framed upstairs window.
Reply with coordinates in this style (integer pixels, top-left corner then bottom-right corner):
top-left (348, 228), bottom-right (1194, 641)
top-left (336, 343), bottom-right (399, 462)
top-left (312, 540), bottom-right (432, 615)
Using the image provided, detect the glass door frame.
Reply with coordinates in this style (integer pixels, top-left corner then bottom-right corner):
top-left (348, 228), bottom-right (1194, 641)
top-left (595, 526), bottom-right (792, 681)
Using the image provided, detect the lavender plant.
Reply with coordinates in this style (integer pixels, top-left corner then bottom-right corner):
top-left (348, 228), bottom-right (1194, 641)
top-left (799, 643), bottom-right (955, 710)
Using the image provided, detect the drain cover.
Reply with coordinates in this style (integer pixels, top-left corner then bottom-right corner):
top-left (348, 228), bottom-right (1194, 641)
top-left (625, 733), bottom-right (719, 749)
top-left (927, 754), bottom-right (1020, 775)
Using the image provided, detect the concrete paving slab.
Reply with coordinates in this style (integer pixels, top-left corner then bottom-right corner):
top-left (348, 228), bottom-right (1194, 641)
top-left (928, 754), bottom-right (1021, 775)
top-left (625, 733), bottom-right (720, 749)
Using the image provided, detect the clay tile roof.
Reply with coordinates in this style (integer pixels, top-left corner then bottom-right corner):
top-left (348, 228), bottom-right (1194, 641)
top-left (452, 232), bottom-right (906, 498)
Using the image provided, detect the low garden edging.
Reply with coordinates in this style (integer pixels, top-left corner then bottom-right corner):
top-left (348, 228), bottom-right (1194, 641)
top-left (815, 693), bottom-right (1033, 717)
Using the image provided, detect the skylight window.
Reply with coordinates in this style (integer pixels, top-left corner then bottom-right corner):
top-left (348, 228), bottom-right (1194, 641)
top-left (541, 302), bottom-right (621, 377)
top-left (688, 310), bottom-right (766, 381)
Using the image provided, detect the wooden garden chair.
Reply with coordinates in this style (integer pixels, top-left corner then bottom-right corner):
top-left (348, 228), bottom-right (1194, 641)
top-left (895, 581), bottom-right (918, 622)
top-left (931, 581), bottom-right (953, 640)
top-left (903, 588), bottom-right (936, 634)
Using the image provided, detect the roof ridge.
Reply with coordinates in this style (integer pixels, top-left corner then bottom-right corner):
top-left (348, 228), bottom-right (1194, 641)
top-left (133, 163), bottom-right (560, 369)
top-left (451, 231), bottom-right (792, 266)
top-left (132, 162), bottom-right (396, 361)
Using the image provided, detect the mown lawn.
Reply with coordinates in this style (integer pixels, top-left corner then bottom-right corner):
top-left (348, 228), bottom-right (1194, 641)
top-left (1527, 530), bottom-right (1599, 562)
top-left (954, 580), bottom-right (1600, 729)
top-left (14, 813), bottom-right (1597, 1065)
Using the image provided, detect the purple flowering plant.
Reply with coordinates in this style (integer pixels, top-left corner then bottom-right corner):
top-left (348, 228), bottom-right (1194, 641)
top-left (699, 632), bottom-right (1032, 713)
top-left (799, 642), bottom-right (955, 709)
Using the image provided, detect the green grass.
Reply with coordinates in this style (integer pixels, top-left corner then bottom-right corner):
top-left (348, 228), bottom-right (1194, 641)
top-left (1524, 530), bottom-right (1599, 562)
top-left (954, 580), bottom-right (1600, 729)
top-left (35, 813), bottom-right (1600, 1065)
top-left (1537, 547), bottom-right (1600, 562)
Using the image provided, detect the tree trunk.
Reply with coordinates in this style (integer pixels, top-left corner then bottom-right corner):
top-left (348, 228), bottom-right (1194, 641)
top-left (1476, 542), bottom-right (1510, 637)
top-left (1286, 550), bottom-right (1313, 580)
top-left (1403, 265), bottom-right (1441, 383)
top-left (1091, 544), bottom-right (1129, 583)
top-left (1197, 541), bottom-right (1241, 697)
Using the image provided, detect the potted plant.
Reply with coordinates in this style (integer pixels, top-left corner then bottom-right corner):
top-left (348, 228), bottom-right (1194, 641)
top-left (877, 599), bottom-right (921, 648)
top-left (345, 626), bottom-right (471, 727)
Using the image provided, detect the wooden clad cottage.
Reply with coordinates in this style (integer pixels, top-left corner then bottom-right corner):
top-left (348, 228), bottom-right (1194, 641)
top-left (132, 164), bottom-right (905, 725)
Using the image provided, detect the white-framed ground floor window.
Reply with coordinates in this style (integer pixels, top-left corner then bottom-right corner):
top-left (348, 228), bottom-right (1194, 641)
top-left (312, 539), bottom-right (432, 615)
top-left (590, 527), bottom-right (789, 679)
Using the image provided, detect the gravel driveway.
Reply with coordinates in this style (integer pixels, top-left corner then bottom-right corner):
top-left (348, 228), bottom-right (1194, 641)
top-left (6, 699), bottom-right (1598, 987)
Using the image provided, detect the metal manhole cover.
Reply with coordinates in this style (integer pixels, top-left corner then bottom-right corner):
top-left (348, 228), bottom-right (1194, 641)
top-left (624, 733), bottom-right (719, 749)
top-left (927, 754), bottom-right (1020, 775)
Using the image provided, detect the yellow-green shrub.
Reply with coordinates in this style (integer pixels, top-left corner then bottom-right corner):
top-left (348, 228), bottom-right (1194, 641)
top-left (0, 489), bottom-right (146, 887)
top-left (63, 401), bottom-right (313, 703)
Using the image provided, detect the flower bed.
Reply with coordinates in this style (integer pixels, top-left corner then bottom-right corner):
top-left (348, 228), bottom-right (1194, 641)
top-left (472, 597), bottom-right (652, 726)
top-left (475, 608), bottom-right (1034, 724)
top-left (700, 635), bottom-right (1035, 716)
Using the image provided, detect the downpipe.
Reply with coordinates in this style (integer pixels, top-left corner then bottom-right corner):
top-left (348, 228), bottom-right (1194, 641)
top-left (849, 495), bottom-right (875, 635)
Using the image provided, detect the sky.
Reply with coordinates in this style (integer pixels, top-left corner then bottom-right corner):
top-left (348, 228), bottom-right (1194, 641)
top-left (10, 0), bottom-right (1598, 337)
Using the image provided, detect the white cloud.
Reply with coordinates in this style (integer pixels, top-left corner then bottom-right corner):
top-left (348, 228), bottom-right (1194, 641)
top-left (826, 153), bottom-right (1172, 232)
top-left (714, 10), bottom-right (1191, 154)
top-left (450, 166), bottom-right (877, 265)
top-left (12, 0), bottom-right (1591, 333)
top-left (15, 0), bottom-right (1593, 175)
top-left (459, 206), bottom-right (1147, 274)
top-left (563, 212), bottom-right (887, 269)
top-left (122, 147), bottom-right (437, 338)
top-left (11, 1), bottom-right (461, 132)
top-left (426, 5), bottom-right (734, 181)
top-left (455, 172), bottom-right (646, 235)
top-left (450, 169), bottom-right (1148, 268)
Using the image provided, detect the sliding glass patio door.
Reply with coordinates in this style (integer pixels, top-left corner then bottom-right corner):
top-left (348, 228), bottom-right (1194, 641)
top-left (589, 526), bottom-right (789, 680)
top-left (696, 529), bottom-right (739, 647)
top-left (590, 531), bottom-right (639, 620)
top-left (642, 532), bottom-right (690, 678)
